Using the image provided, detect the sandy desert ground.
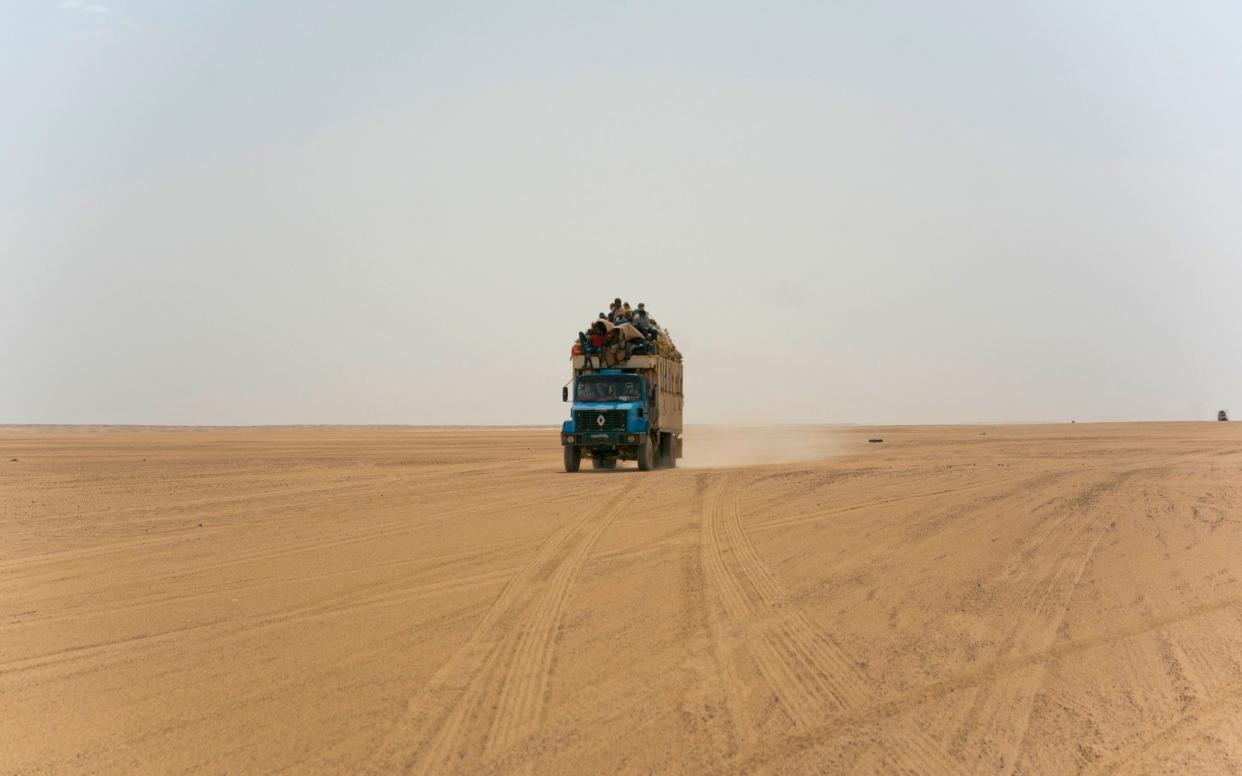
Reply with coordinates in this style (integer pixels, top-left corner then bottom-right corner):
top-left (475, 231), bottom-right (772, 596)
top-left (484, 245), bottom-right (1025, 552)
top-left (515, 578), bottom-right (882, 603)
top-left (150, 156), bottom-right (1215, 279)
top-left (3, 423), bottom-right (1242, 774)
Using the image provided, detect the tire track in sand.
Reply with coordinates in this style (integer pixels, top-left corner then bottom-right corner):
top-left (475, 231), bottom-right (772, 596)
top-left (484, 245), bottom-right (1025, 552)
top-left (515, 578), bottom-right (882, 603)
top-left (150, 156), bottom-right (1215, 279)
top-left (369, 483), bottom-right (634, 774)
top-left (1088, 678), bottom-right (1242, 775)
top-left (701, 476), bottom-right (961, 774)
top-left (483, 490), bottom-right (624, 754)
top-left (946, 469), bottom-right (1131, 774)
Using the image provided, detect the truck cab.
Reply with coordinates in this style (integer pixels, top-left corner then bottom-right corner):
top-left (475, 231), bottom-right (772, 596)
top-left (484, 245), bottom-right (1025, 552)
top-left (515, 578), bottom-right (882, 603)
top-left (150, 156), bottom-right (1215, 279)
top-left (560, 356), bottom-right (682, 472)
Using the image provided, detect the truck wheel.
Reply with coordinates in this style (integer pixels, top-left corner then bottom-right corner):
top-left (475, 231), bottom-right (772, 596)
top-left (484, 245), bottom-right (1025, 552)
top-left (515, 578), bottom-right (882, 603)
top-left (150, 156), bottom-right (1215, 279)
top-left (592, 457), bottom-right (617, 470)
top-left (637, 437), bottom-right (655, 471)
top-left (563, 446), bottom-right (581, 473)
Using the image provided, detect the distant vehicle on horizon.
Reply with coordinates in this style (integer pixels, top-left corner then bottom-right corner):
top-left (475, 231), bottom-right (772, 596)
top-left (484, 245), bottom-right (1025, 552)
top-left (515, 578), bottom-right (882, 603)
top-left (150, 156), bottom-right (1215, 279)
top-left (1220, 410), bottom-right (1230, 421)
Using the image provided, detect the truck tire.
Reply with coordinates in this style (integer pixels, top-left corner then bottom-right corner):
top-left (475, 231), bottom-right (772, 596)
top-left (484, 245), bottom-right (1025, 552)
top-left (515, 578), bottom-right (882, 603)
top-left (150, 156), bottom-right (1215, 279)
top-left (592, 457), bottom-right (617, 470)
top-left (637, 437), bottom-right (655, 471)
top-left (659, 433), bottom-right (677, 469)
top-left (563, 445), bottom-right (581, 473)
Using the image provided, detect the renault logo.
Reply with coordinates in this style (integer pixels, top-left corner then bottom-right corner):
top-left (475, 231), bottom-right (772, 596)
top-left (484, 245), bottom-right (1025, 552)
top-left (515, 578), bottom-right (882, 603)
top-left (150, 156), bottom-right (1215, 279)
top-left (596, 414), bottom-right (606, 428)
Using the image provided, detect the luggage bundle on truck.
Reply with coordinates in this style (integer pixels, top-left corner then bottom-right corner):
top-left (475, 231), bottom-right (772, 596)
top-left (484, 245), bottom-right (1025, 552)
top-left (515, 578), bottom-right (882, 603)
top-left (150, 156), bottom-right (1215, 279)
top-left (560, 302), bottom-right (684, 472)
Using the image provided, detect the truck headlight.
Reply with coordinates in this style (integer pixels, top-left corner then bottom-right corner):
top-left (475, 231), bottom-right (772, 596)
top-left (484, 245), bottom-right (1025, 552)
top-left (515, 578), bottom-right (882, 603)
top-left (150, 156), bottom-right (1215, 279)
top-left (626, 434), bottom-right (636, 443)
top-left (565, 435), bottom-right (575, 443)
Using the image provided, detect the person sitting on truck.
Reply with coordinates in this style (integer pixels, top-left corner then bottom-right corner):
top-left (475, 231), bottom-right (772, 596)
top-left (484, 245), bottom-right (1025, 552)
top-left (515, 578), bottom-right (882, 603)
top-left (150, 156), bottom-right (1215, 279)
top-left (632, 307), bottom-right (658, 341)
top-left (586, 320), bottom-right (608, 349)
top-left (636, 304), bottom-right (662, 336)
top-left (578, 330), bottom-right (603, 355)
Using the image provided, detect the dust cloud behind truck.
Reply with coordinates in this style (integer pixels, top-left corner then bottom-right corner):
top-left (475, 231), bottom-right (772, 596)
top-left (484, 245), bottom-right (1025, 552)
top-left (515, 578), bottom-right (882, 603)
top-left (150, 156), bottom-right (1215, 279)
top-left (560, 353), bottom-right (683, 472)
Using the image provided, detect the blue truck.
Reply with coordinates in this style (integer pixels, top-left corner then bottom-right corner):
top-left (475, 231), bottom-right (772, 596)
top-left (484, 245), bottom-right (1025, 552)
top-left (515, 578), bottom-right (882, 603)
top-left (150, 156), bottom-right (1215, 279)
top-left (560, 354), bottom-right (684, 471)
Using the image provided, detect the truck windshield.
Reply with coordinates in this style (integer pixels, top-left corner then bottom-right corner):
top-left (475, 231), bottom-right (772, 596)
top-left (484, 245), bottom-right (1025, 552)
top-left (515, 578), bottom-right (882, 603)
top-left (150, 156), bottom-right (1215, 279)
top-left (576, 375), bottom-right (642, 402)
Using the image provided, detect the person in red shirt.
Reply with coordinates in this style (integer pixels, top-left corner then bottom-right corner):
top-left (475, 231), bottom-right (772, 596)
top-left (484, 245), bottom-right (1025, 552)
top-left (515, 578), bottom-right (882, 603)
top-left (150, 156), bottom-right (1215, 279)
top-left (586, 320), bottom-right (608, 349)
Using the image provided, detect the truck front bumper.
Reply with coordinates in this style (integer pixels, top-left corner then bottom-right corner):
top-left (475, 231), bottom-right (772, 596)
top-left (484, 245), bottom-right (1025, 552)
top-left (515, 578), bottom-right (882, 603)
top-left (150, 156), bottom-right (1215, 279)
top-left (562, 431), bottom-right (644, 447)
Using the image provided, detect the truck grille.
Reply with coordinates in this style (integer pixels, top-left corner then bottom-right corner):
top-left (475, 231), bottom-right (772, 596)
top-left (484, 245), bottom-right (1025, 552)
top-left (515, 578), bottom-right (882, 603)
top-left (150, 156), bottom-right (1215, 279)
top-left (576, 410), bottom-right (627, 433)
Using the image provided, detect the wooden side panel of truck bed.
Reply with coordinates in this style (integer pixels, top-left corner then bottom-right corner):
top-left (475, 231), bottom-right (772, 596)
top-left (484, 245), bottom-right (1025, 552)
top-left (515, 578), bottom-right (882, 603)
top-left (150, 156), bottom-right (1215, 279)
top-left (654, 359), bottom-right (683, 433)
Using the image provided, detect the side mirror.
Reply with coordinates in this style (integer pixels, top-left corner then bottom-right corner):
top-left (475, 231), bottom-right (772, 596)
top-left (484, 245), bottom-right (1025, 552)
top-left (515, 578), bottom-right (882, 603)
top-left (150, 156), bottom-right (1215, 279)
top-left (562, 386), bottom-right (569, 402)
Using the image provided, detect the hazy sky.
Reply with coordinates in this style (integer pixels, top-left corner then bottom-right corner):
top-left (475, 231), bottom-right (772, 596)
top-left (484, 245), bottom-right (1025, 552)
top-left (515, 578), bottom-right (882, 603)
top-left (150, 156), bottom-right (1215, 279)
top-left (4, 1), bottom-right (1240, 425)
